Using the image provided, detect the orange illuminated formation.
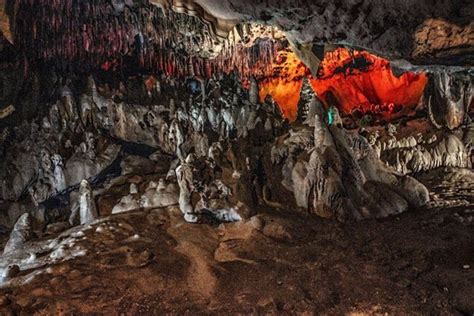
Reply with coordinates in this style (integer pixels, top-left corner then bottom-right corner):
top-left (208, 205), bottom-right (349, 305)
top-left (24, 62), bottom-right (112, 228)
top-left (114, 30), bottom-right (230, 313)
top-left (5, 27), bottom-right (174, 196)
top-left (259, 47), bottom-right (428, 122)
top-left (310, 48), bottom-right (428, 119)
top-left (259, 49), bottom-right (309, 121)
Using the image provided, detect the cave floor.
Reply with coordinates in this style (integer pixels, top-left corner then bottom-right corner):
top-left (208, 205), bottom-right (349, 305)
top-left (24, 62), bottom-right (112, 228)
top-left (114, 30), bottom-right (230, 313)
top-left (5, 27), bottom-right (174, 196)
top-left (0, 169), bottom-right (472, 315)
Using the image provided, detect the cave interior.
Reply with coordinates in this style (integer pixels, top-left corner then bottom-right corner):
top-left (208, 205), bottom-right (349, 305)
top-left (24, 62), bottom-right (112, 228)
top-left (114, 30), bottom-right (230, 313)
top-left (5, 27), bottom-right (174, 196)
top-left (0, 0), bottom-right (473, 314)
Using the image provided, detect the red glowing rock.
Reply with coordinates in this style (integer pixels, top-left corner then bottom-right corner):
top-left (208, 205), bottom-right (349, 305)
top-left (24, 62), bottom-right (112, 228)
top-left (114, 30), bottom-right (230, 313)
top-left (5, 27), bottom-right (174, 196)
top-left (259, 48), bottom-right (428, 122)
top-left (310, 48), bottom-right (428, 119)
top-left (259, 49), bottom-right (309, 121)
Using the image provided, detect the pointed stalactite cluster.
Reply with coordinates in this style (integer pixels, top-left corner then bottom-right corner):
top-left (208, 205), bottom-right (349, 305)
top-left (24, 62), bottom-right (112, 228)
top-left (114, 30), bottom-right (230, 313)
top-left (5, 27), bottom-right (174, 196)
top-left (216, 37), bottom-right (282, 80)
top-left (12, 0), bottom-right (281, 79)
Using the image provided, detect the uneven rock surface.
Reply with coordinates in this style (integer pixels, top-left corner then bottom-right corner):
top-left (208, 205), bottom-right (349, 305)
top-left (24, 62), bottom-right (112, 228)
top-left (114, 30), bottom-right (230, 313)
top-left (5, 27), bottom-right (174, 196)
top-left (1, 0), bottom-right (473, 74)
top-left (147, 0), bottom-right (474, 66)
top-left (424, 72), bottom-right (473, 130)
top-left (271, 110), bottom-right (430, 220)
top-left (0, 2), bottom-right (472, 313)
top-left (0, 171), bottom-right (472, 314)
top-left (366, 118), bottom-right (473, 174)
top-left (3, 213), bottom-right (32, 255)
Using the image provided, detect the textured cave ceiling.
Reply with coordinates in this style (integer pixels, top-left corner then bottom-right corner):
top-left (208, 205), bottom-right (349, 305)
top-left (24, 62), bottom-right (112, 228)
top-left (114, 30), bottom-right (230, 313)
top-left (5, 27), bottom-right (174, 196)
top-left (0, 0), bottom-right (473, 69)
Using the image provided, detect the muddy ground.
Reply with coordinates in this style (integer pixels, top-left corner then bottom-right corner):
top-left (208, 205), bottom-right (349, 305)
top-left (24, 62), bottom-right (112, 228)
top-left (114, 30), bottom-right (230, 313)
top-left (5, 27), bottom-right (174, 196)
top-left (0, 168), bottom-right (472, 315)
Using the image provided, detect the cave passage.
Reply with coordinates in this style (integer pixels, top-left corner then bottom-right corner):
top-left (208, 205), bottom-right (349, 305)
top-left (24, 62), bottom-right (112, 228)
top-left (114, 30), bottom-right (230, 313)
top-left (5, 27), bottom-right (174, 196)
top-left (259, 47), bottom-right (429, 123)
top-left (0, 0), bottom-right (472, 314)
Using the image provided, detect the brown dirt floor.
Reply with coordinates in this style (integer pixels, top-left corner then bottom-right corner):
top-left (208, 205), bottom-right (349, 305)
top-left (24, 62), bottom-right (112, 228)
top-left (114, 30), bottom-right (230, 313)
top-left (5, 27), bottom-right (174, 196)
top-left (0, 169), bottom-right (472, 315)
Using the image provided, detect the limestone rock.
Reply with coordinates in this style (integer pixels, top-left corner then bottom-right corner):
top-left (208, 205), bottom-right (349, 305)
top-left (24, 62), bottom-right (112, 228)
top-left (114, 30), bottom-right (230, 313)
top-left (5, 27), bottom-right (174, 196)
top-left (425, 72), bottom-right (472, 130)
top-left (273, 111), bottom-right (430, 221)
top-left (140, 179), bottom-right (179, 209)
top-left (4, 213), bottom-right (33, 254)
top-left (78, 180), bottom-right (98, 225)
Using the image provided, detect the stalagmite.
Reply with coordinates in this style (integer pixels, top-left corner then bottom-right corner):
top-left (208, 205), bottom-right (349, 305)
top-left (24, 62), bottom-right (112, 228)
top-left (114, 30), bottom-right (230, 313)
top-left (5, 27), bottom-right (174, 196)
top-left (272, 104), bottom-right (431, 221)
top-left (296, 77), bottom-right (314, 123)
top-left (78, 180), bottom-right (98, 224)
top-left (3, 213), bottom-right (33, 254)
top-left (249, 77), bottom-right (259, 105)
top-left (0, 0), bottom-right (472, 312)
top-left (176, 154), bottom-right (199, 223)
top-left (140, 179), bottom-right (179, 209)
top-left (51, 154), bottom-right (67, 193)
top-left (112, 184), bottom-right (141, 214)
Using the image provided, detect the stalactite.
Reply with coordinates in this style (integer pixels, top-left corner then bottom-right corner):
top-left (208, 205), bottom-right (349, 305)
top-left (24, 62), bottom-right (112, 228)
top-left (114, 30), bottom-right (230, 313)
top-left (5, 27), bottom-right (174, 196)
top-left (12, 0), bottom-right (282, 81)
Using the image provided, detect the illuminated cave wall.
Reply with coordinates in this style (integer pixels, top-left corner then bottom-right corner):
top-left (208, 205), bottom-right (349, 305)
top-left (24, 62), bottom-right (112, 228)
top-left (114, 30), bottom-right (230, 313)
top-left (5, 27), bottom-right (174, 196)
top-left (259, 48), bottom-right (428, 122)
top-left (10, 0), bottom-right (427, 124)
top-left (259, 49), bottom-right (308, 121)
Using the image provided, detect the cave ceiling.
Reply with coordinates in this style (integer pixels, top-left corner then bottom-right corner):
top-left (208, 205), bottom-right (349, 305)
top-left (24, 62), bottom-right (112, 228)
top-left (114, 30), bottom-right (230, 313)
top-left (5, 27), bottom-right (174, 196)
top-left (0, 0), bottom-right (473, 69)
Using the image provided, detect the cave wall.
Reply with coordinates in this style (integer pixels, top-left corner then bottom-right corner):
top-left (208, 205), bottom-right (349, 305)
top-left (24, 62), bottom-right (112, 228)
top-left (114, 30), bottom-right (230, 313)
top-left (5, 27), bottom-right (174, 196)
top-left (424, 71), bottom-right (473, 130)
top-left (227, 0), bottom-right (474, 66)
top-left (2, 0), bottom-right (473, 68)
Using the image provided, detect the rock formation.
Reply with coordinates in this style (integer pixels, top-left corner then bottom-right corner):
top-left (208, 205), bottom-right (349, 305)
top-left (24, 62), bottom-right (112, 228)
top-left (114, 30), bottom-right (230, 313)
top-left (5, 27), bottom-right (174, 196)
top-left (112, 184), bottom-right (141, 215)
top-left (176, 154), bottom-right (199, 223)
top-left (3, 213), bottom-right (33, 254)
top-left (424, 72), bottom-right (473, 130)
top-left (272, 104), bottom-right (430, 221)
top-left (0, 1), bottom-right (472, 313)
top-left (78, 180), bottom-right (98, 225)
top-left (140, 179), bottom-right (179, 209)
